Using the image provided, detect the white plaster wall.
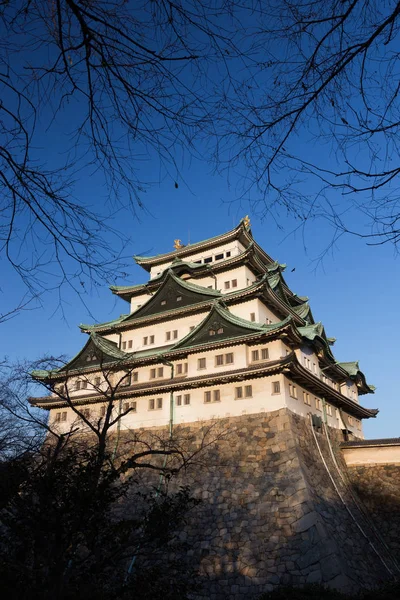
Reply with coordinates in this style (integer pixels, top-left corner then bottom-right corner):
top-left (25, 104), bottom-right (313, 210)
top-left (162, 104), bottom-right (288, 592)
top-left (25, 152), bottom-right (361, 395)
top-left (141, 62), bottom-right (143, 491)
top-left (340, 379), bottom-right (359, 404)
top-left (295, 345), bottom-right (320, 378)
top-left (149, 240), bottom-right (246, 279)
top-left (102, 333), bottom-right (120, 346)
top-left (118, 311), bottom-right (209, 352)
top-left (229, 298), bottom-right (279, 325)
top-left (192, 265), bottom-right (257, 293)
top-left (130, 292), bottom-right (153, 314)
top-left (342, 446), bottom-right (400, 466)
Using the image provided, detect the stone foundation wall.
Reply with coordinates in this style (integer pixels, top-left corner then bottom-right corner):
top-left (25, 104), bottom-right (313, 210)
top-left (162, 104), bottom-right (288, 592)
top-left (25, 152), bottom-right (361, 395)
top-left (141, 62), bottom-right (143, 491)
top-left (120, 409), bottom-right (399, 599)
top-left (346, 462), bottom-right (400, 563)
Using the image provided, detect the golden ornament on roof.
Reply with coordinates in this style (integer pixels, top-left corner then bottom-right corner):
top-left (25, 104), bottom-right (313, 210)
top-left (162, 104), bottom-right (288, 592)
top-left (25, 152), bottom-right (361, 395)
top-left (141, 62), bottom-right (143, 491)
top-left (174, 239), bottom-right (184, 250)
top-left (243, 215), bottom-right (251, 229)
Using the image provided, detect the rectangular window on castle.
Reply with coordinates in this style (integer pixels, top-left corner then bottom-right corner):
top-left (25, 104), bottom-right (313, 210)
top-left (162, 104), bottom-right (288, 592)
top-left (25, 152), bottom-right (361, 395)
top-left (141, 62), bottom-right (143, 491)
top-left (204, 391), bottom-right (211, 403)
top-left (348, 415), bottom-right (354, 425)
top-left (75, 380), bottom-right (81, 391)
top-left (149, 335), bottom-right (155, 344)
top-left (176, 395), bottom-right (182, 406)
top-left (81, 380), bottom-right (88, 390)
top-left (231, 279), bottom-right (237, 288)
top-left (225, 353), bottom-right (234, 365)
top-left (122, 341), bottom-right (127, 350)
top-left (272, 381), bottom-right (280, 394)
top-left (120, 374), bottom-right (131, 387)
top-left (128, 340), bottom-right (133, 349)
top-left (261, 348), bottom-right (269, 360)
top-left (149, 398), bottom-right (155, 410)
top-left (235, 385), bottom-right (253, 399)
top-left (132, 372), bottom-right (138, 382)
top-left (303, 392), bottom-right (311, 406)
top-left (176, 363), bottom-right (188, 375)
top-left (157, 398), bottom-right (163, 409)
top-left (94, 376), bottom-right (101, 387)
top-left (326, 404), bottom-right (332, 416)
top-left (198, 358), bottom-right (206, 370)
top-left (226, 251), bottom-right (231, 258)
top-left (157, 367), bottom-right (164, 378)
top-left (289, 384), bottom-right (298, 399)
top-left (224, 281), bottom-right (230, 290)
top-left (124, 401), bottom-right (137, 413)
top-left (251, 350), bottom-right (259, 362)
top-left (215, 354), bottom-right (224, 366)
top-left (235, 386), bottom-right (243, 399)
top-left (184, 394), bottom-right (191, 405)
top-left (81, 408), bottom-right (91, 419)
top-left (150, 368), bottom-right (156, 379)
top-left (173, 330), bottom-right (178, 339)
top-left (204, 257), bottom-right (212, 264)
top-left (315, 398), bottom-right (322, 411)
top-left (215, 253), bottom-right (224, 261)
top-left (55, 412), bottom-right (61, 423)
top-left (250, 313), bottom-right (255, 322)
top-left (143, 336), bottom-right (148, 346)
top-left (213, 390), bottom-right (220, 402)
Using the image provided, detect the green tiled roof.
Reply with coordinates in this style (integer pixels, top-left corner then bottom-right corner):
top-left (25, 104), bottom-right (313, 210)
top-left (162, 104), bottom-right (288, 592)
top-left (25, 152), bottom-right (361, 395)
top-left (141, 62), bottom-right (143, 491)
top-left (110, 283), bottom-right (145, 293)
top-left (298, 322), bottom-right (325, 340)
top-left (90, 332), bottom-right (125, 359)
top-left (267, 273), bottom-right (281, 289)
top-left (338, 361), bottom-right (360, 377)
top-left (80, 314), bottom-right (129, 332)
top-left (168, 271), bottom-right (221, 297)
top-left (292, 302), bottom-right (311, 321)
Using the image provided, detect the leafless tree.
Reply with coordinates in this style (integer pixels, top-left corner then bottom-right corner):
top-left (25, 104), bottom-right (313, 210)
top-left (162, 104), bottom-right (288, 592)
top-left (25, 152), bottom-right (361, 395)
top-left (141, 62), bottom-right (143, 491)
top-left (0, 0), bottom-right (253, 314)
top-left (0, 354), bottom-right (231, 597)
top-left (217, 0), bottom-right (400, 249)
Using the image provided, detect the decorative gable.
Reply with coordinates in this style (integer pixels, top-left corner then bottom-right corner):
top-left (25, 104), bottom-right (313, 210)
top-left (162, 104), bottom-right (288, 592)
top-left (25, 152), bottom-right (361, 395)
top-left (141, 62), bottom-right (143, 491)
top-left (172, 302), bottom-right (267, 350)
top-left (58, 334), bottom-right (125, 372)
top-left (124, 271), bottom-right (221, 320)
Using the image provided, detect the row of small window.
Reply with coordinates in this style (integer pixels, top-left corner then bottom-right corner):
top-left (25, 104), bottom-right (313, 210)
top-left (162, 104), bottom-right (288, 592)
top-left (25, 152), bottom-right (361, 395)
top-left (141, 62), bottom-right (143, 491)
top-left (193, 251), bottom-right (232, 265)
top-left (121, 316), bottom-right (273, 350)
top-left (75, 377), bottom-right (101, 391)
top-left (303, 357), bottom-right (318, 374)
top-left (122, 330), bottom-right (179, 349)
top-left (321, 374), bottom-right (340, 391)
top-left (74, 372), bottom-right (139, 391)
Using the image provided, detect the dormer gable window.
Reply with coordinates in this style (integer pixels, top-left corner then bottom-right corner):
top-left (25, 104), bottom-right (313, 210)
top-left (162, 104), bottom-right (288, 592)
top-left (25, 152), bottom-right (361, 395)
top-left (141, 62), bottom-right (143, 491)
top-left (209, 329), bottom-right (216, 336)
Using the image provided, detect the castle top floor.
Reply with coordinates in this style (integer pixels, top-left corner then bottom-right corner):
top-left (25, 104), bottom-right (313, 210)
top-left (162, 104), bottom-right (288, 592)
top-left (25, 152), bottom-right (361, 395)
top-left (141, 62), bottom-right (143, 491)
top-left (133, 219), bottom-right (274, 281)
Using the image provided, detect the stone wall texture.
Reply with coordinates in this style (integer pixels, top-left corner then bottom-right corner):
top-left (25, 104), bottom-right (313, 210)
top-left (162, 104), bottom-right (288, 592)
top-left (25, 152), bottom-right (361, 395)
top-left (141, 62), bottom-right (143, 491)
top-left (122, 409), bottom-right (400, 599)
top-left (346, 462), bottom-right (400, 564)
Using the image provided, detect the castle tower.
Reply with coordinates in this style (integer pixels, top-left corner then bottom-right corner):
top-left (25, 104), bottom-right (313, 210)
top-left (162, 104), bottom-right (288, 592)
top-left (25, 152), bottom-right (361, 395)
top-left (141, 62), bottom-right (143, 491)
top-left (30, 218), bottom-right (376, 436)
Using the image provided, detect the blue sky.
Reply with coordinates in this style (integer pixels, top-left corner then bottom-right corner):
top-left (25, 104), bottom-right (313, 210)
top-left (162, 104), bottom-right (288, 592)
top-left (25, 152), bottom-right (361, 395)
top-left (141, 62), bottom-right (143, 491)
top-left (1, 149), bottom-right (398, 440)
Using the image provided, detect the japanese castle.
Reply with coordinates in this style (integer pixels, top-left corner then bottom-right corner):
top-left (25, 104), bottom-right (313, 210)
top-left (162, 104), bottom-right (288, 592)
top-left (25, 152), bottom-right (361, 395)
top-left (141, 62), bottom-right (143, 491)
top-left (31, 218), bottom-right (377, 436)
